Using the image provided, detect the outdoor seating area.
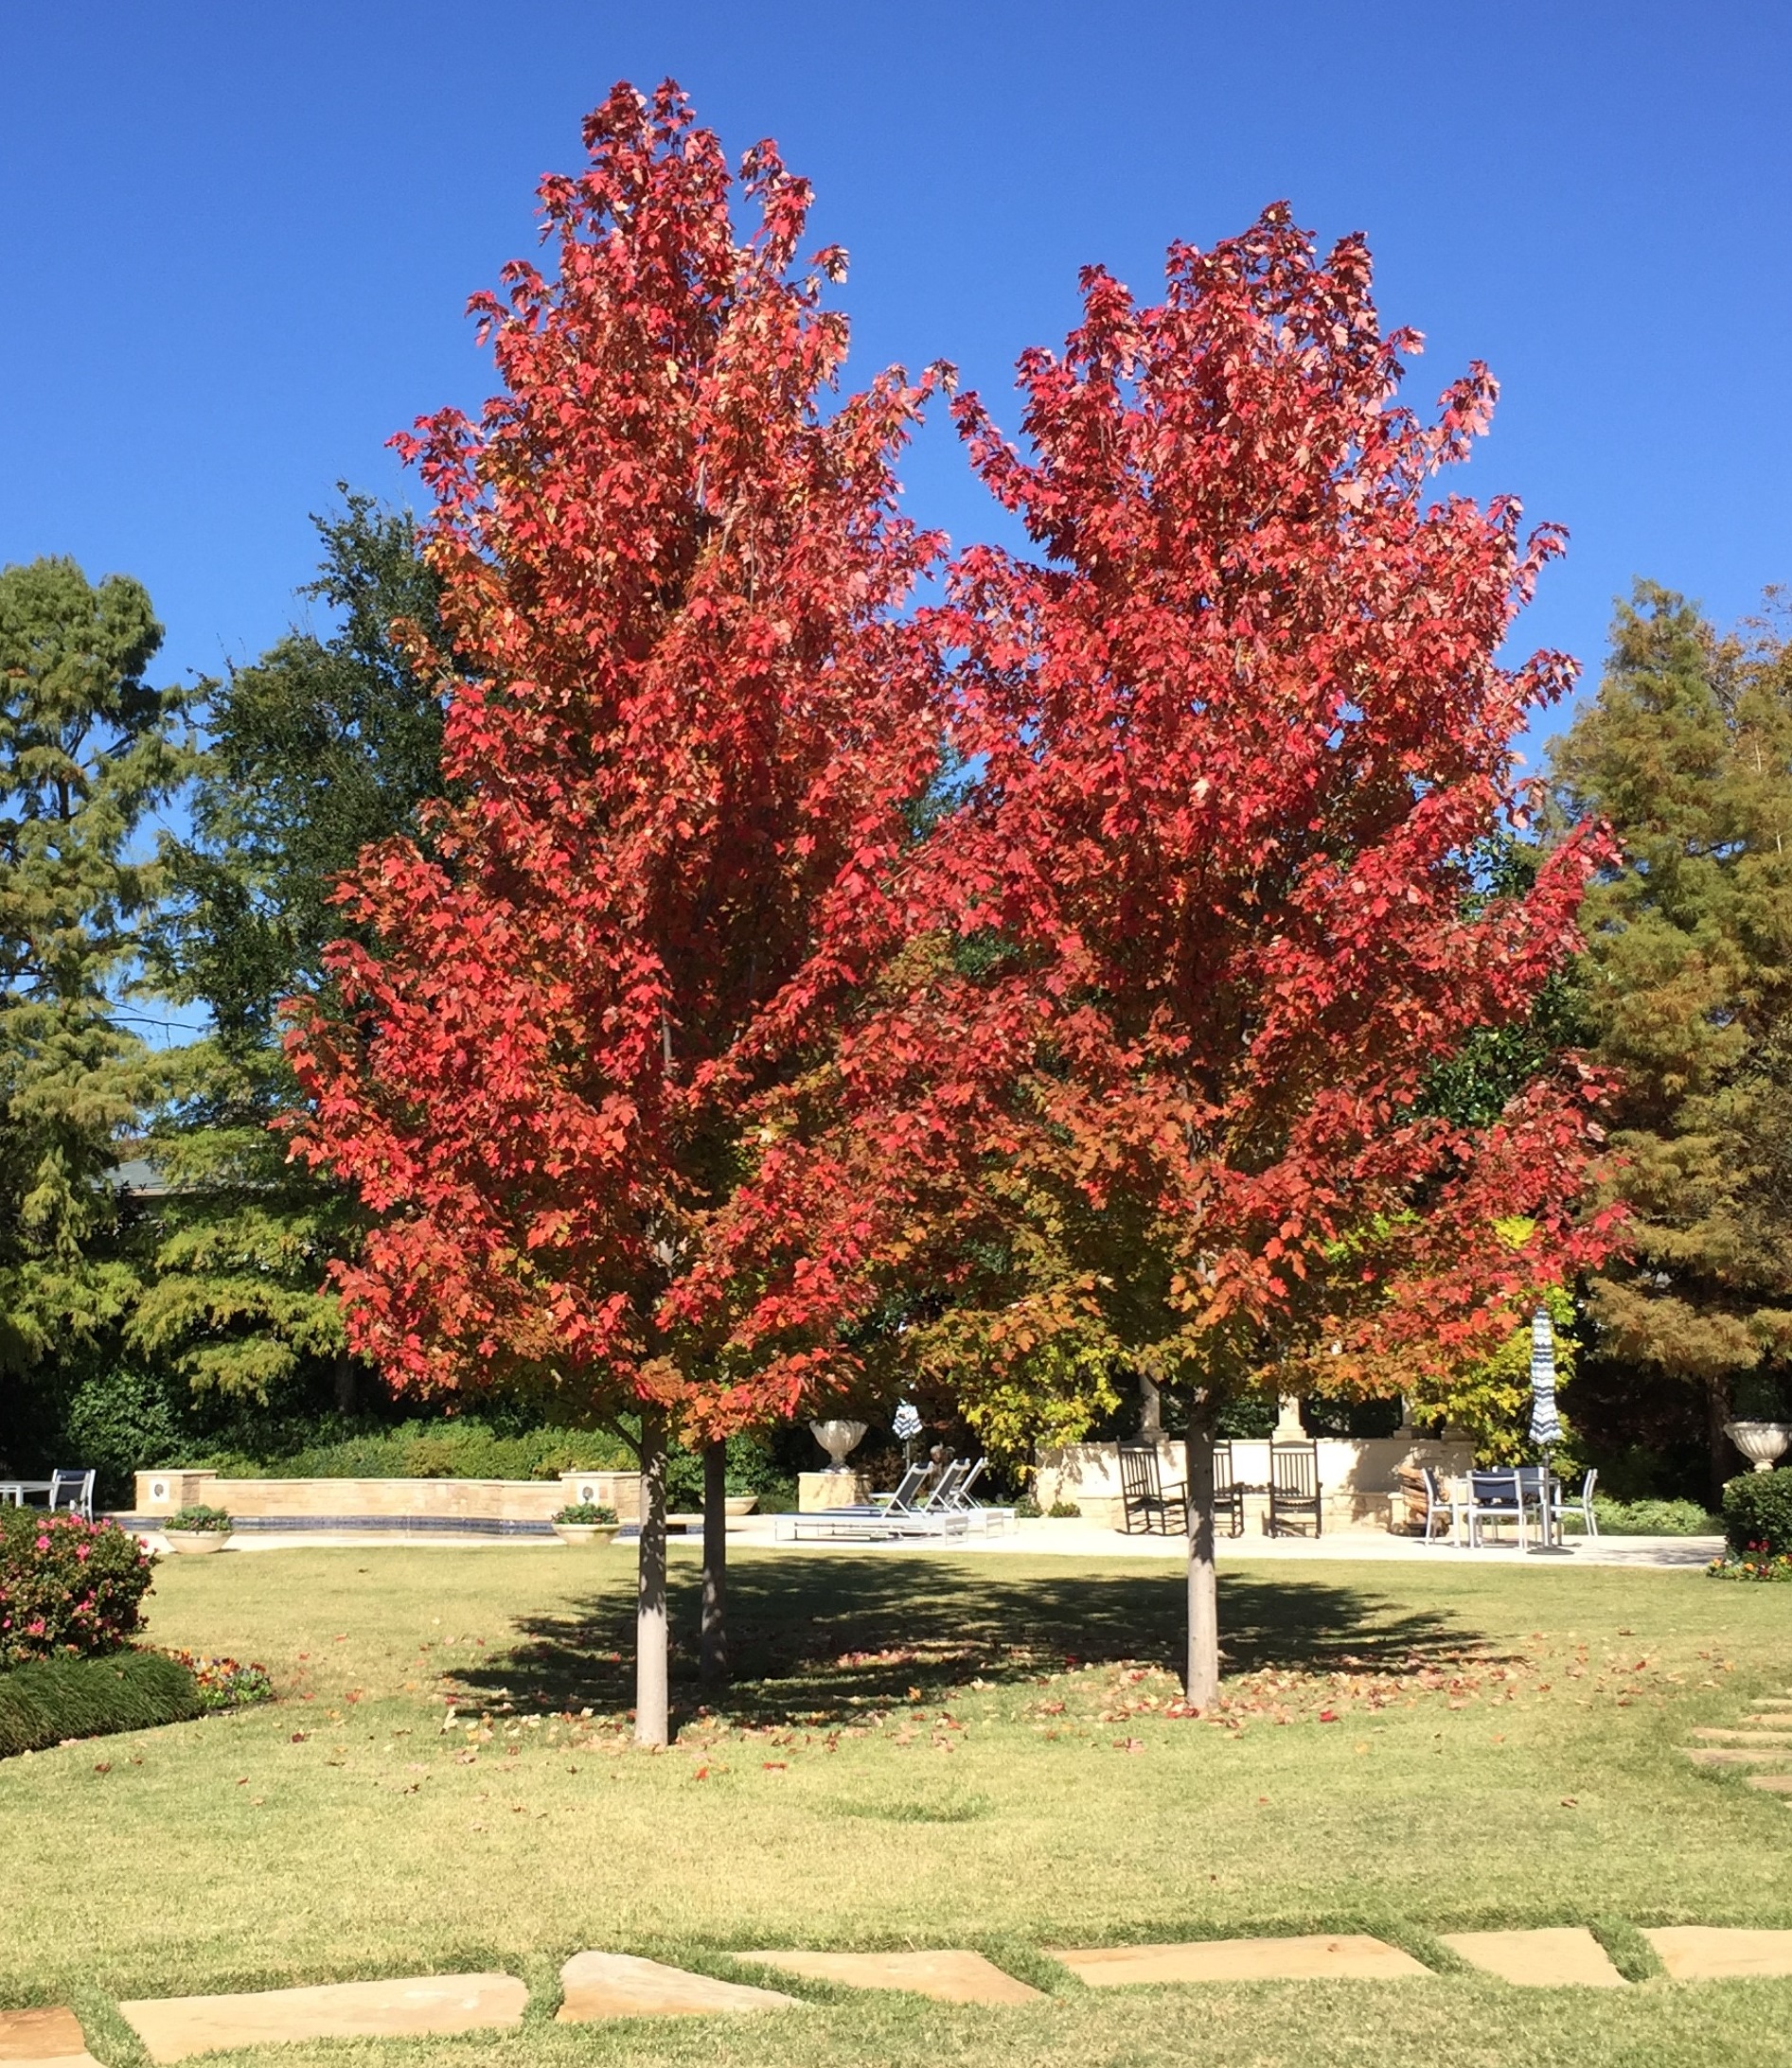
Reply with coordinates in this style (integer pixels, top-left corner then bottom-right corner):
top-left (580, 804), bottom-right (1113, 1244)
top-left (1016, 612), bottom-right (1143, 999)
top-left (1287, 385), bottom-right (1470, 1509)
top-left (777, 1456), bottom-right (1015, 1542)
top-left (0, 1469), bottom-right (94, 1520)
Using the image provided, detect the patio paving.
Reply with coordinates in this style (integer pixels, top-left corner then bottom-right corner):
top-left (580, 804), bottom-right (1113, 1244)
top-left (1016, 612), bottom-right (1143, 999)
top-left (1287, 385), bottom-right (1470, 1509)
top-left (0, 2007), bottom-right (101, 2068)
top-left (118, 1974), bottom-right (526, 2061)
top-left (1644, 1928), bottom-right (1792, 1980)
top-left (739, 1950), bottom-right (1040, 2005)
top-left (556, 1952), bottom-right (801, 2022)
top-left (1439, 1929), bottom-right (1627, 1988)
top-left (1053, 1935), bottom-right (1428, 1986)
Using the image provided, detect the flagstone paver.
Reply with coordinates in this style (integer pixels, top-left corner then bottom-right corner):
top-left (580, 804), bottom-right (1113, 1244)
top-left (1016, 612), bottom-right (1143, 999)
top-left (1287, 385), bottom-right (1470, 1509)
top-left (1054, 1935), bottom-right (1429, 1987)
top-left (740, 1950), bottom-right (1041, 2005)
top-left (1744, 1774), bottom-right (1792, 1793)
top-left (1644, 1928), bottom-right (1792, 1981)
top-left (118, 1975), bottom-right (526, 2062)
top-left (0, 2007), bottom-right (101, 2068)
top-left (1439, 1929), bottom-right (1626, 1988)
top-left (557, 1953), bottom-right (801, 2023)
top-left (1691, 1727), bottom-right (1792, 1744)
top-left (1681, 1746), bottom-right (1792, 1766)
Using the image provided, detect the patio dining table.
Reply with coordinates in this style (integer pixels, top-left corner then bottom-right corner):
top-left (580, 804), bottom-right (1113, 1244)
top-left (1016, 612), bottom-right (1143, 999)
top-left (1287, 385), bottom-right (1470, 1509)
top-left (0, 1480), bottom-right (55, 1506)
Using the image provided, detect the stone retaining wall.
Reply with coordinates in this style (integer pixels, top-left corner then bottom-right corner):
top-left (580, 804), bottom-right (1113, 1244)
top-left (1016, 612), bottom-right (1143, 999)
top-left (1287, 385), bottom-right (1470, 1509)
top-left (132, 1469), bottom-right (643, 1525)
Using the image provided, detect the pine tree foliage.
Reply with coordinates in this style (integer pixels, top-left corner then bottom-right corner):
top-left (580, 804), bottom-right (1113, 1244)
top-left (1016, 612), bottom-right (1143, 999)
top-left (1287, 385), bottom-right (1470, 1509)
top-left (0, 557), bottom-right (186, 1377)
top-left (1551, 581), bottom-right (1792, 1488)
top-left (133, 496), bottom-right (449, 1404)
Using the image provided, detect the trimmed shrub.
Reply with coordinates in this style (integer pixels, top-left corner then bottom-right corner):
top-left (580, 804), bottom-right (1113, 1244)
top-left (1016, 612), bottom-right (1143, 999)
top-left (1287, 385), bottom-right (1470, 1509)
top-left (1723, 1469), bottom-right (1792, 1559)
top-left (0, 1510), bottom-right (155, 1666)
top-left (0, 1650), bottom-right (199, 1758)
top-left (1576, 1495), bottom-right (1721, 1538)
top-left (195, 1418), bottom-right (633, 1482)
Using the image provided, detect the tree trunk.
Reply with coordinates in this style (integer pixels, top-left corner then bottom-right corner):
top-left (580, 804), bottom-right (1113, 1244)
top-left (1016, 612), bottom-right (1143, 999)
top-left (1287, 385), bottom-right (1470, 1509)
top-left (1707, 1376), bottom-right (1737, 1510)
top-left (635, 1409), bottom-right (669, 1747)
top-left (1184, 1399), bottom-right (1220, 1707)
top-left (1139, 1371), bottom-right (1162, 1437)
top-left (332, 1355), bottom-right (358, 1415)
top-left (701, 1439), bottom-right (728, 1686)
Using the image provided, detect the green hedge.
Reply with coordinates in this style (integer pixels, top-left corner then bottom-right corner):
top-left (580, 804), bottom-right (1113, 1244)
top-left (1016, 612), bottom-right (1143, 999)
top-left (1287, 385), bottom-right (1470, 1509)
top-left (194, 1418), bottom-right (633, 1482)
top-left (0, 1650), bottom-right (200, 1759)
top-left (1723, 1469), bottom-right (1792, 1558)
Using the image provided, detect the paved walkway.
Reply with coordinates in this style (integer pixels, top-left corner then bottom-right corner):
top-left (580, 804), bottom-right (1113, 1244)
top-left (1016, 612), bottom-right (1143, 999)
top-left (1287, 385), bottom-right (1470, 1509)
top-left (143, 1516), bottom-right (1721, 1569)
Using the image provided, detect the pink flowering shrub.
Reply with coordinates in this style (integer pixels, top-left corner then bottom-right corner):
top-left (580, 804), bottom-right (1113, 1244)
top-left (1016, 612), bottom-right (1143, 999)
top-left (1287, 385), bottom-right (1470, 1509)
top-left (0, 1509), bottom-right (155, 1666)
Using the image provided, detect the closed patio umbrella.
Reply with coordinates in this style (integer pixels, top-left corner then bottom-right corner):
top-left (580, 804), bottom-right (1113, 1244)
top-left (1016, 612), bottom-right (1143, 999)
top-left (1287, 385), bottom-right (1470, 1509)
top-left (1528, 1307), bottom-right (1570, 1555)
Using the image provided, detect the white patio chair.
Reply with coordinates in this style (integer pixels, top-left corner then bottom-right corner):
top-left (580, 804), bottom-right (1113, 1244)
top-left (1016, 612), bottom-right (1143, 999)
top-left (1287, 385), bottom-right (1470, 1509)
top-left (49, 1469), bottom-right (95, 1522)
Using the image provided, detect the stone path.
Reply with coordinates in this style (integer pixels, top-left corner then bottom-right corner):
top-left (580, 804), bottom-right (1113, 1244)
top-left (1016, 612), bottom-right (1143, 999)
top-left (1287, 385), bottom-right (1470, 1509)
top-left (16, 1920), bottom-right (1792, 2060)
top-left (0, 2006), bottom-right (102, 2068)
top-left (118, 1975), bottom-right (527, 2063)
top-left (1054, 1935), bottom-right (1428, 1985)
top-left (1439, 1928), bottom-right (1626, 1988)
top-left (1681, 1687), bottom-right (1792, 1795)
top-left (740, 1950), bottom-right (1041, 2005)
top-left (556, 1953), bottom-right (797, 2022)
top-left (1645, 1929), bottom-right (1792, 1981)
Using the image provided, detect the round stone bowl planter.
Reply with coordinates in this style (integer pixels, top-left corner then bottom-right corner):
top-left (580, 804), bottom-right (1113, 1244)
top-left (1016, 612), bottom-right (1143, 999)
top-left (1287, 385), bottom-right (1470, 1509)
top-left (162, 1529), bottom-right (232, 1555)
top-left (553, 1521), bottom-right (620, 1545)
top-left (724, 1494), bottom-right (758, 1517)
top-left (1725, 1420), bottom-right (1792, 1474)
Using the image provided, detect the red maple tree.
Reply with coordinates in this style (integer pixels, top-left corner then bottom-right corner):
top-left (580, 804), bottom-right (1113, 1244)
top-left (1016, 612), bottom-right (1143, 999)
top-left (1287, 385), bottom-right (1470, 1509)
top-left (690, 207), bottom-right (1619, 1699)
top-left (285, 83), bottom-right (942, 1744)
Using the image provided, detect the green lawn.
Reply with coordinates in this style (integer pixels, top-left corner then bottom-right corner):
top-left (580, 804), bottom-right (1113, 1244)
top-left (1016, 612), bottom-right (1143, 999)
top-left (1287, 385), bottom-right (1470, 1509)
top-left (7, 1543), bottom-right (1792, 2065)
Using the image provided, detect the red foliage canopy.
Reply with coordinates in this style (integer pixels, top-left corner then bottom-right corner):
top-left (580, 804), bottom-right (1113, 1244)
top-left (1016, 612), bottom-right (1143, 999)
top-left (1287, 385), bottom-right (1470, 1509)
top-left (685, 207), bottom-right (1618, 1419)
top-left (286, 83), bottom-right (942, 1433)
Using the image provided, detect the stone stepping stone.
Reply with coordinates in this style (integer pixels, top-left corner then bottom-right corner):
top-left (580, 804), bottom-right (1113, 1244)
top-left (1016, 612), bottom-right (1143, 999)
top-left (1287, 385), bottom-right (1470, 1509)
top-left (119, 1974), bottom-right (525, 2062)
top-left (1054, 1935), bottom-right (1428, 1987)
top-left (1645, 1928), bottom-right (1792, 1980)
top-left (557, 1953), bottom-right (801, 2023)
top-left (0, 2006), bottom-right (102, 2068)
top-left (1681, 1746), bottom-right (1792, 1766)
top-left (1692, 1728), bottom-right (1792, 1744)
top-left (740, 1950), bottom-right (1041, 2005)
top-left (1745, 1774), bottom-right (1792, 1793)
top-left (1439, 1929), bottom-right (1627, 1988)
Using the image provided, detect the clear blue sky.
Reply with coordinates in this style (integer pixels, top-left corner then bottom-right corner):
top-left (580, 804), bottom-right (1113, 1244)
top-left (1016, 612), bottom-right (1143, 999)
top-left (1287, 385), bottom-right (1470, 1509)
top-left (3, 0), bottom-right (1788, 774)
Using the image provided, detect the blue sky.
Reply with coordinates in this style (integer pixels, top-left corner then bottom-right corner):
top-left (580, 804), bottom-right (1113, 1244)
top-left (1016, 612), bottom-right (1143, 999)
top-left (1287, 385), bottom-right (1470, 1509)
top-left (3, 0), bottom-right (1788, 781)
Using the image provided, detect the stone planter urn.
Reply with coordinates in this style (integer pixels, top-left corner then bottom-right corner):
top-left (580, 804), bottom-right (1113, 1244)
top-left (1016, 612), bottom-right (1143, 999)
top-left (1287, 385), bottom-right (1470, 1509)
top-left (1725, 1421), bottom-right (1792, 1474)
top-left (723, 1494), bottom-right (758, 1517)
top-left (163, 1529), bottom-right (231, 1555)
top-left (808, 1419), bottom-right (867, 1473)
top-left (552, 1521), bottom-right (620, 1545)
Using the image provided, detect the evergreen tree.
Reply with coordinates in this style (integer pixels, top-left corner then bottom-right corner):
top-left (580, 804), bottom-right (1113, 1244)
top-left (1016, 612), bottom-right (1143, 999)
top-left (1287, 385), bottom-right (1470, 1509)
top-left (1550, 582), bottom-right (1792, 1499)
top-left (135, 495), bottom-right (448, 1415)
top-left (0, 557), bottom-right (186, 1441)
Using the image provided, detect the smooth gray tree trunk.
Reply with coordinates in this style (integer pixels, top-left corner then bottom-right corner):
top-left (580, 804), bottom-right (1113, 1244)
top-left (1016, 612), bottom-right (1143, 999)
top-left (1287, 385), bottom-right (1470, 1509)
top-left (701, 1439), bottom-right (728, 1686)
top-left (1184, 1402), bottom-right (1220, 1706)
top-left (1140, 1371), bottom-right (1162, 1436)
top-left (635, 1411), bottom-right (669, 1747)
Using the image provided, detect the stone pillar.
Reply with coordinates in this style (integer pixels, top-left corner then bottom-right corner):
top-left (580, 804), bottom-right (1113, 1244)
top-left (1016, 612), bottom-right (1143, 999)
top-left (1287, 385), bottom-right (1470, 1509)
top-left (1273, 1395), bottom-right (1304, 1441)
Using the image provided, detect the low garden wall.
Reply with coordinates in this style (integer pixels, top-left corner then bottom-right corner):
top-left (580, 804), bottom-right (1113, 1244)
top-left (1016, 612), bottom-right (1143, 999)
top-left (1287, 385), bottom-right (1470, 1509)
top-left (1035, 1436), bottom-right (1473, 1531)
top-left (131, 1469), bottom-right (643, 1529)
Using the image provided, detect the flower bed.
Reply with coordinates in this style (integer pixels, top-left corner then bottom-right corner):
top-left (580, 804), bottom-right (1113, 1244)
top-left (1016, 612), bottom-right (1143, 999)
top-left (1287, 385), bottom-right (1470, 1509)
top-left (1707, 1548), bottom-right (1792, 1582)
top-left (163, 1649), bottom-right (275, 1708)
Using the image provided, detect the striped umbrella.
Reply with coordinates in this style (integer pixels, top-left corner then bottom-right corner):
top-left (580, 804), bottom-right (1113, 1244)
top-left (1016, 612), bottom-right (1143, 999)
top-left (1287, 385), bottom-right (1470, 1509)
top-left (1529, 1308), bottom-right (1562, 1447)
top-left (1528, 1307), bottom-right (1570, 1554)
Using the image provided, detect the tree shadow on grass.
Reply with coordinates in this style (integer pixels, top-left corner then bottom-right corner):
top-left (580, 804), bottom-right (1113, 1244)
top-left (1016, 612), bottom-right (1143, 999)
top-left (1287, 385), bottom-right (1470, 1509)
top-left (449, 1555), bottom-right (1506, 1730)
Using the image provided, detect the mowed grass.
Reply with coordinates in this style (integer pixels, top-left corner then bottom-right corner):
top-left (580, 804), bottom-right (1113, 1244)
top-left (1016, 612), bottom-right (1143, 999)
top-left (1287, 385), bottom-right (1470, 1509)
top-left (7, 1542), bottom-right (1792, 2065)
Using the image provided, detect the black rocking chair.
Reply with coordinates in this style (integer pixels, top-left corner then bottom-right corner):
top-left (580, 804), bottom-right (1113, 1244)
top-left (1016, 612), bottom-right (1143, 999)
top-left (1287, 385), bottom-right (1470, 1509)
top-left (1118, 1443), bottom-right (1188, 1534)
top-left (1212, 1441), bottom-right (1246, 1539)
top-left (1268, 1441), bottom-right (1322, 1536)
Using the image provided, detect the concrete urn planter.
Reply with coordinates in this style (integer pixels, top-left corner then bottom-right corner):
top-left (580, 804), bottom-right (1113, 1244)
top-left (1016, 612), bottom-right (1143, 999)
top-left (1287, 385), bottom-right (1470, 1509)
top-left (162, 1529), bottom-right (232, 1555)
top-left (723, 1494), bottom-right (758, 1517)
top-left (1725, 1421), bottom-right (1792, 1474)
top-left (552, 1521), bottom-right (620, 1545)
